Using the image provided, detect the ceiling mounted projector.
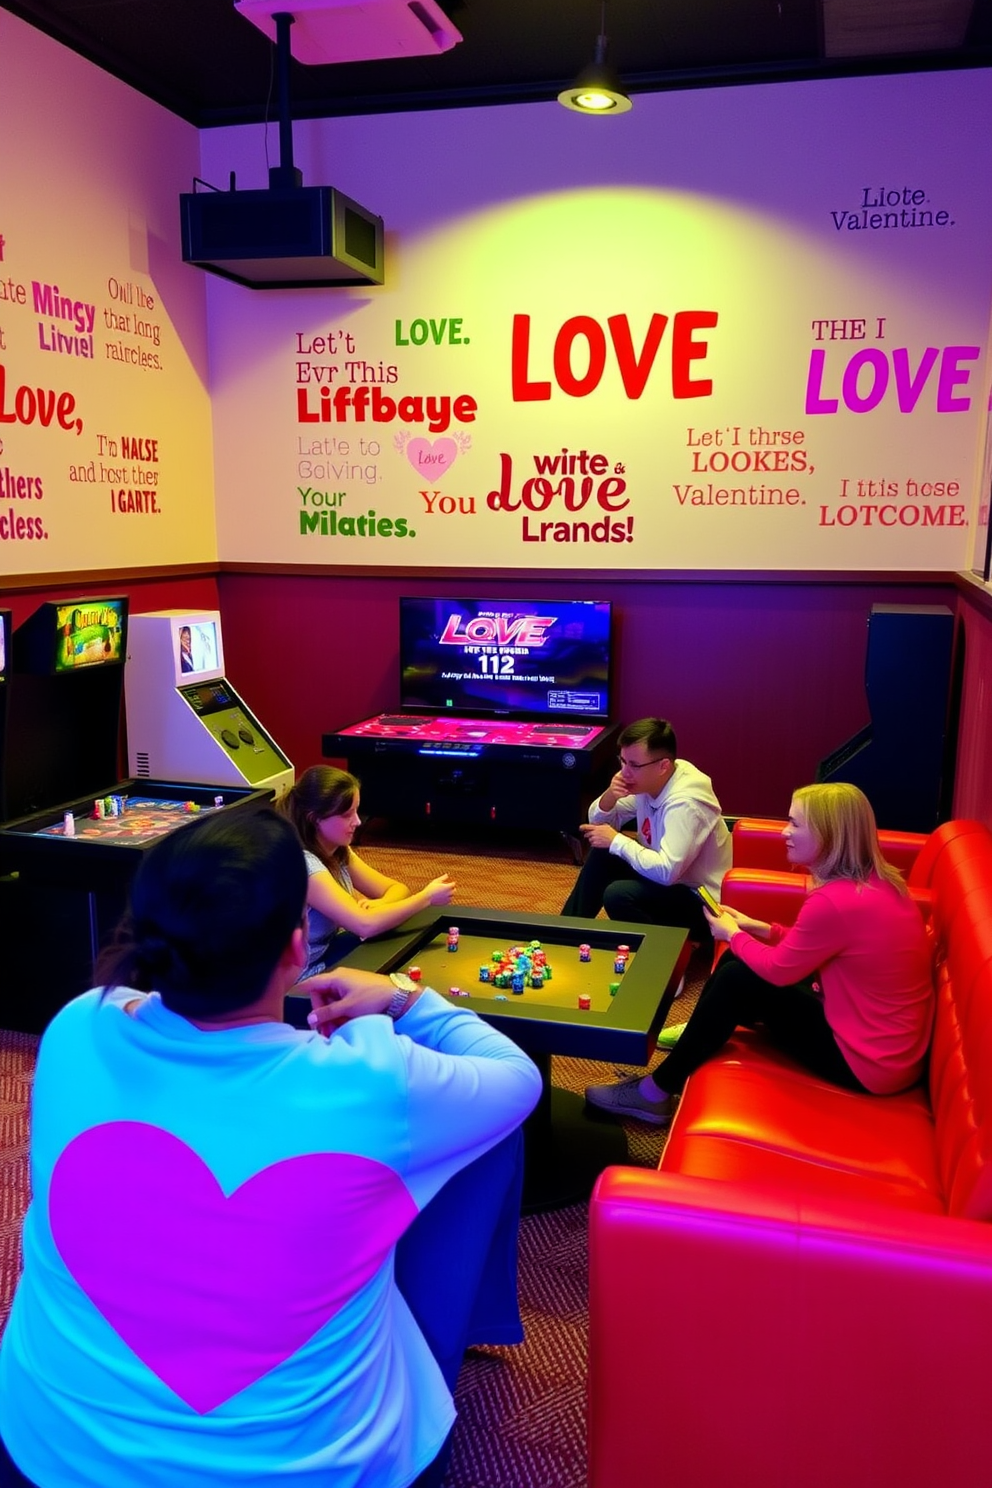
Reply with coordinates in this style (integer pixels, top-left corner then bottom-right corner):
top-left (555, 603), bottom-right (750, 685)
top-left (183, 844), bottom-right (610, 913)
top-left (234, 0), bottom-right (462, 63)
top-left (180, 183), bottom-right (384, 288)
top-left (182, 4), bottom-right (462, 289)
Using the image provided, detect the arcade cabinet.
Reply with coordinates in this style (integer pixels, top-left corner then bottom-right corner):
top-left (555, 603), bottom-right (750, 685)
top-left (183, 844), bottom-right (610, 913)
top-left (3, 596), bottom-right (128, 822)
top-left (0, 598), bottom-right (272, 1032)
top-left (125, 610), bottom-right (293, 799)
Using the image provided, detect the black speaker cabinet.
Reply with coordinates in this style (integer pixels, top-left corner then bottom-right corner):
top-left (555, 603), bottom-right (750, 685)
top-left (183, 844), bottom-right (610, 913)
top-left (817, 604), bottom-right (955, 833)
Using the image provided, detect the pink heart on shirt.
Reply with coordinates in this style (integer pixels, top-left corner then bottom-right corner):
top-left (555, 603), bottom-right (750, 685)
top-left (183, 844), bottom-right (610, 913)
top-left (49, 1122), bottom-right (417, 1414)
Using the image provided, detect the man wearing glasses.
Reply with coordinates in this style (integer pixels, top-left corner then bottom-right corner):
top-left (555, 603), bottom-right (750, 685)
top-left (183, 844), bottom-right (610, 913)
top-left (561, 716), bottom-right (730, 944)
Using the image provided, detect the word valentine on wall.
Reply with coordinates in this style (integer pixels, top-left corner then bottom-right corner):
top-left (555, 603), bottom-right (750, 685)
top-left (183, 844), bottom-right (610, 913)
top-left (207, 70), bottom-right (992, 574)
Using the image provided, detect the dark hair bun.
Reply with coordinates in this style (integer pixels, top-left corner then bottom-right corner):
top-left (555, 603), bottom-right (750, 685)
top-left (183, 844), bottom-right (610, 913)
top-left (131, 934), bottom-right (187, 988)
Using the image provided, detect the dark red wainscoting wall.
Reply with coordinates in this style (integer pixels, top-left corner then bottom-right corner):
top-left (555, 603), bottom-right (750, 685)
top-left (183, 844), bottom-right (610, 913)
top-left (216, 571), bottom-right (958, 820)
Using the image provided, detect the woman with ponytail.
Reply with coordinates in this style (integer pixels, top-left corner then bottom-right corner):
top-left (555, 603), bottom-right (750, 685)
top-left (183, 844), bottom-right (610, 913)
top-left (0, 809), bottom-right (540, 1488)
top-left (281, 766), bottom-right (456, 976)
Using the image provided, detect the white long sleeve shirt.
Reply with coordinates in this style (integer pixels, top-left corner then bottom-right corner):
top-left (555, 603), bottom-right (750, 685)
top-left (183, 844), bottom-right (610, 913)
top-left (590, 757), bottom-right (731, 899)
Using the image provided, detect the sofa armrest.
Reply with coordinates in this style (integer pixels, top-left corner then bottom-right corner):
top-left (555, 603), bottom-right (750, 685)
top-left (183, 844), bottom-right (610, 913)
top-left (589, 1167), bottom-right (992, 1488)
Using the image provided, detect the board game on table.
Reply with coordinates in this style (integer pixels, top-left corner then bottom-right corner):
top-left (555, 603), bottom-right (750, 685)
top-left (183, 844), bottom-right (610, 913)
top-left (0, 781), bottom-right (273, 1032)
top-left (32, 793), bottom-right (232, 845)
top-left (0, 781), bottom-right (272, 883)
top-left (288, 907), bottom-right (690, 1208)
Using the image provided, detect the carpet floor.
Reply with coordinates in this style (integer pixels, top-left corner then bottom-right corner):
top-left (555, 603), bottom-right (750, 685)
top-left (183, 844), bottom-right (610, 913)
top-left (0, 829), bottom-right (704, 1487)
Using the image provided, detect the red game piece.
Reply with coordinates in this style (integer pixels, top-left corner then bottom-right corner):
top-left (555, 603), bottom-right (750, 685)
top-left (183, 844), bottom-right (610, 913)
top-left (408, 966), bottom-right (422, 981)
top-left (578, 994), bottom-right (592, 1010)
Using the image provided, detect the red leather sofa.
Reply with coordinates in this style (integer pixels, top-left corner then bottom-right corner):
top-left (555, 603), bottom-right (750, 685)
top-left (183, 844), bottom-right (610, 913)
top-left (588, 820), bottom-right (992, 1488)
top-left (731, 814), bottom-right (927, 877)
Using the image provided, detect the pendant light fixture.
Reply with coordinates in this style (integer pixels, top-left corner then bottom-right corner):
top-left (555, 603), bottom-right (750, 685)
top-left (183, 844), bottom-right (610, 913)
top-left (558, 1), bottom-right (632, 115)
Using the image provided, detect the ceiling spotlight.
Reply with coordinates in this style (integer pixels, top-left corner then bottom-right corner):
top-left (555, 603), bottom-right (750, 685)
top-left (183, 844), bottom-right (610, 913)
top-left (558, 2), bottom-right (632, 115)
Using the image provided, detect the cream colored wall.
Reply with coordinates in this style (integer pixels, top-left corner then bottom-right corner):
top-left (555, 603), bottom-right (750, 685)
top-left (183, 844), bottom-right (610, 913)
top-left (202, 72), bottom-right (992, 572)
top-left (0, 11), bottom-right (217, 577)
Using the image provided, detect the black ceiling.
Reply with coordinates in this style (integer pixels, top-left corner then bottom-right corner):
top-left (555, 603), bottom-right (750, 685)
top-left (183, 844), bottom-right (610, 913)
top-left (4, 0), bottom-right (992, 128)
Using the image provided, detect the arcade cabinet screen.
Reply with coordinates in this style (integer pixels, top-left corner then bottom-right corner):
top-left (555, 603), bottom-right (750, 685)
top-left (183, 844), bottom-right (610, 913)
top-left (176, 619), bottom-right (220, 678)
top-left (399, 597), bottom-right (612, 719)
top-left (54, 599), bottom-right (126, 671)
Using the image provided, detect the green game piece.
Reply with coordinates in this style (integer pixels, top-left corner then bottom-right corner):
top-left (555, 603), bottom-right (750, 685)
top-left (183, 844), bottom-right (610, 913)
top-left (609, 982), bottom-right (621, 996)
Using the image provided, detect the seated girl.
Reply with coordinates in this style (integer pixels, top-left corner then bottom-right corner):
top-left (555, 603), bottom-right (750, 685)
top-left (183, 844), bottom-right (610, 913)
top-left (282, 765), bottom-right (456, 975)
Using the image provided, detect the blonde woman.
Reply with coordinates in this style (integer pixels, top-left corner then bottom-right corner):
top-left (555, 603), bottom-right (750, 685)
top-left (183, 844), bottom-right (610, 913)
top-left (281, 766), bottom-right (455, 977)
top-left (586, 783), bottom-right (934, 1125)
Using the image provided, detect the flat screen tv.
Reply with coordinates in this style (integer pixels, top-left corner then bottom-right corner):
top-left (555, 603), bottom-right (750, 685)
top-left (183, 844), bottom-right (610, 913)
top-left (399, 597), bottom-right (612, 719)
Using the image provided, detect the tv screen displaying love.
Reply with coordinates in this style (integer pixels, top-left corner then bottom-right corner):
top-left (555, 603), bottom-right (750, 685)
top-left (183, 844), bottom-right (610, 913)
top-left (399, 597), bottom-right (612, 718)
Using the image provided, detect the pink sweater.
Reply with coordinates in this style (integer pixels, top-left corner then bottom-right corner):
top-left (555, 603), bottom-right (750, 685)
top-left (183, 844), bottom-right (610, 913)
top-left (729, 874), bottom-right (934, 1094)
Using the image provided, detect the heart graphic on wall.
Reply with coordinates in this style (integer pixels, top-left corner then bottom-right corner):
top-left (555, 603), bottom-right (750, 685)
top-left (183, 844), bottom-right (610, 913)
top-left (405, 437), bottom-right (459, 477)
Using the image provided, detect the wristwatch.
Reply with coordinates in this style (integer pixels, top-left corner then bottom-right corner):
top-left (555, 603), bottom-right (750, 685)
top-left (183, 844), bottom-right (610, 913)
top-left (387, 972), bottom-right (418, 1020)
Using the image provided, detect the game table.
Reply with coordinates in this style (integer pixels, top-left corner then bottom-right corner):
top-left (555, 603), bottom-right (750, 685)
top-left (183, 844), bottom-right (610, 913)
top-left (287, 906), bottom-right (689, 1209)
top-left (0, 780), bottom-right (273, 1031)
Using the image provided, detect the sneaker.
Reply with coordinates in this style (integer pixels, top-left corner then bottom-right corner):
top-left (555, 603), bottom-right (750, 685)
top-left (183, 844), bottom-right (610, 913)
top-left (657, 1021), bottom-right (687, 1050)
top-left (584, 1075), bottom-right (678, 1126)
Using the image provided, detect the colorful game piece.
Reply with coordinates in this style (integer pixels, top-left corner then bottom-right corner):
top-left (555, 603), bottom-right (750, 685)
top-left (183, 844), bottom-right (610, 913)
top-left (214, 795), bottom-right (224, 808)
top-left (579, 943), bottom-right (591, 963)
top-left (479, 966), bottom-right (491, 982)
top-left (511, 973), bottom-right (525, 992)
top-left (63, 811), bottom-right (75, 838)
top-left (542, 964), bottom-right (552, 981)
top-left (447, 938), bottom-right (459, 953)
top-left (613, 958), bottom-right (627, 974)
top-left (408, 966), bottom-right (422, 981)
top-left (609, 981), bottom-right (621, 996)
top-left (494, 994), bottom-right (509, 1002)
top-left (448, 926), bottom-right (460, 938)
top-left (183, 800), bottom-right (201, 813)
top-left (448, 986), bottom-right (461, 996)
top-left (530, 973), bottom-right (544, 990)
top-left (617, 944), bottom-right (630, 955)
top-left (578, 994), bottom-right (592, 1010)
top-left (93, 798), bottom-right (105, 819)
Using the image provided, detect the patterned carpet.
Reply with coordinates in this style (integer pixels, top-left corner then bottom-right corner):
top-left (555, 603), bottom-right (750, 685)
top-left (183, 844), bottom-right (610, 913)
top-left (0, 831), bottom-right (701, 1487)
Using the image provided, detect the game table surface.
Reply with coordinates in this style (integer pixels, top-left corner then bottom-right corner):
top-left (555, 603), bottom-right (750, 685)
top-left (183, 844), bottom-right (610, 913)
top-left (0, 780), bottom-right (273, 887)
top-left (328, 906), bottom-right (687, 1065)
